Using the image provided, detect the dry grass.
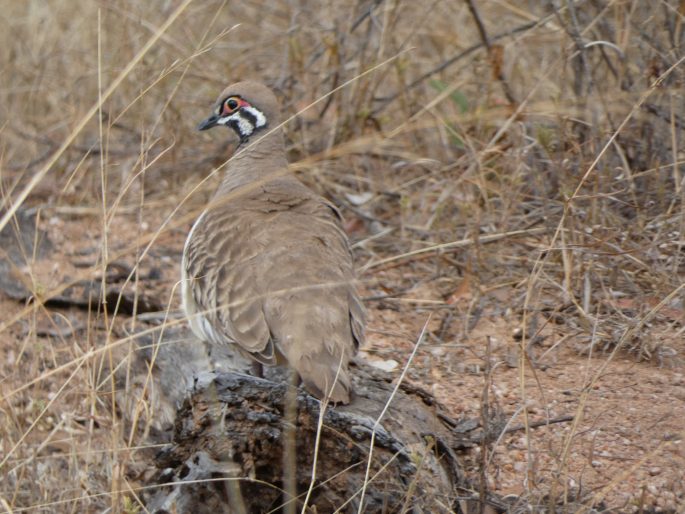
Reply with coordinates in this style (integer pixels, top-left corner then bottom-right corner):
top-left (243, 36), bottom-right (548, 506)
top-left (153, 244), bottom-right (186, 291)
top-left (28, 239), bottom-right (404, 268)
top-left (1, 0), bottom-right (685, 512)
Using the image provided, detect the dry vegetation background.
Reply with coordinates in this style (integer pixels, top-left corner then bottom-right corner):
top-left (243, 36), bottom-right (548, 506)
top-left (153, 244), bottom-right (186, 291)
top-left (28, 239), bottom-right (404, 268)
top-left (1, 0), bottom-right (685, 512)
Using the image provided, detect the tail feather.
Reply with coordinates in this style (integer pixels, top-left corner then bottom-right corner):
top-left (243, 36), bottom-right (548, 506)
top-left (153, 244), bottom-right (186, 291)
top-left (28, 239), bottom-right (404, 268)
top-left (264, 289), bottom-right (357, 404)
top-left (296, 351), bottom-right (352, 404)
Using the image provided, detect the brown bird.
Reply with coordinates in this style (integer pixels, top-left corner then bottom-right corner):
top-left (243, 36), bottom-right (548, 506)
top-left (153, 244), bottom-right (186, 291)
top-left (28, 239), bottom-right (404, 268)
top-left (182, 81), bottom-right (364, 403)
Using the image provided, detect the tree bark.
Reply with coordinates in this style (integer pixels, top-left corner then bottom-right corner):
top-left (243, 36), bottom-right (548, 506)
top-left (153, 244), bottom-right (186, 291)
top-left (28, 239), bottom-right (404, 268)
top-left (143, 360), bottom-right (465, 513)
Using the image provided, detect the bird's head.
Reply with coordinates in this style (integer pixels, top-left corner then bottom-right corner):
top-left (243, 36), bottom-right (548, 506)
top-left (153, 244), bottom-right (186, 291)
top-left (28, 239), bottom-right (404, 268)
top-left (197, 81), bottom-right (279, 145)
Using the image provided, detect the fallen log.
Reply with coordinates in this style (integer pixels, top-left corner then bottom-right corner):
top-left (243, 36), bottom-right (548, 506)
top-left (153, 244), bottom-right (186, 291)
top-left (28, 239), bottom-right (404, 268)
top-left (142, 357), bottom-right (466, 513)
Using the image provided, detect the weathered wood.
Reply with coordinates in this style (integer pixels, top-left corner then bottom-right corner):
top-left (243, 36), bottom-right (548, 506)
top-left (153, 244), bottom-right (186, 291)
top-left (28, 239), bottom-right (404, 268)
top-left (143, 360), bottom-right (466, 513)
top-left (0, 209), bottom-right (52, 300)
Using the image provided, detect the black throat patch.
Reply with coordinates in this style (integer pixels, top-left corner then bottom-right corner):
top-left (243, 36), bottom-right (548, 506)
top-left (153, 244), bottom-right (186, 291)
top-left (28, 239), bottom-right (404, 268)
top-left (223, 106), bottom-right (268, 144)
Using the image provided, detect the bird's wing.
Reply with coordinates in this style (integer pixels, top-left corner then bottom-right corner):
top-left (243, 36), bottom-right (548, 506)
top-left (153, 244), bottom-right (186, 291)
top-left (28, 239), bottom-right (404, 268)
top-left (254, 181), bottom-right (363, 402)
top-left (183, 203), bottom-right (277, 364)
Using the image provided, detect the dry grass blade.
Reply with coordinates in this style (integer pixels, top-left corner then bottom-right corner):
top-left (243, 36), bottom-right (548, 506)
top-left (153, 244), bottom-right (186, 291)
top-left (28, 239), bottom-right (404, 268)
top-left (0, 0), bottom-right (196, 234)
top-left (356, 314), bottom-right (431, 513)
top-left (1, 354), bottom-right (86, 469)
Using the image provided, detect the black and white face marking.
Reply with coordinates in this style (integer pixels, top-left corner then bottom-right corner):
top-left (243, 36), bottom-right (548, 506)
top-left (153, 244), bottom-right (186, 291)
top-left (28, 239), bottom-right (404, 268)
top-left (197, 95), bottom-right (267, 144)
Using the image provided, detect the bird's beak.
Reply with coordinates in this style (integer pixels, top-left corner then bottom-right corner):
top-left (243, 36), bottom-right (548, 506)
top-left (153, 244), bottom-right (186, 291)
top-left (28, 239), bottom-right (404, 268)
top-left (197, 114), bottom-right (220, 131)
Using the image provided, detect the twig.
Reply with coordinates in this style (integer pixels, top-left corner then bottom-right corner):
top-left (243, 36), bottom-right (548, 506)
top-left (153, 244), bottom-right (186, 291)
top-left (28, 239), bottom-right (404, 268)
top-left (450, 414), bottom-right (575, 445)
top-left (478, 336), bottom-right (493, 514)
top-left (361, 226), bottom-right (547, 273)
top-left (372, 19), bottom-right (540, 113)
top-left (464, 0), bottom-right (517, 105)
top-left (503, 415), bottom-right (574, 435)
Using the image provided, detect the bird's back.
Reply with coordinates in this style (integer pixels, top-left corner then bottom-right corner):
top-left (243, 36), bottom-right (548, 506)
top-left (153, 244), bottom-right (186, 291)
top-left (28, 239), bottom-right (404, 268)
top-left (182, 175), bottom-right (364, 403)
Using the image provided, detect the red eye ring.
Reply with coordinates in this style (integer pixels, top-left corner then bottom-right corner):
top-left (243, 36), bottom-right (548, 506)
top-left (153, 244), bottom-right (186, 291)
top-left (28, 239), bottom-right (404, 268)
top-left (224, 96), bottom-right (242, 114)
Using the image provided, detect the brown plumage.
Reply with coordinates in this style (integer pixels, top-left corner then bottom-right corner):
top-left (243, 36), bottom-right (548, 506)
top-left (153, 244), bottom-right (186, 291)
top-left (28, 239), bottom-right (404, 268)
top-left (182, 81), bottom-right (364, 403)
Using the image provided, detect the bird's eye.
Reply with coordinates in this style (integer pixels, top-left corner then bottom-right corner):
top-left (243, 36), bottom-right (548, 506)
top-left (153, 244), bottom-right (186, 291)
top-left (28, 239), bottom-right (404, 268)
top-left (225, 97), bottom-right (240, 112)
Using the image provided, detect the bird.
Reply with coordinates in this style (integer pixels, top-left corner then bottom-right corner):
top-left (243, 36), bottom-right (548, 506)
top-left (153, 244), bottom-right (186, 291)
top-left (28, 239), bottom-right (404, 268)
top-left (181, 81), bottom-right (365, 404)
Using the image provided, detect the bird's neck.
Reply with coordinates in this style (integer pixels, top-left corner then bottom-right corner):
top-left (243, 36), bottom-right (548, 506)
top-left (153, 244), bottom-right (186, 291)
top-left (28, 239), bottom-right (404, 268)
top-left (215, 129), bottom-right (290, 196)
